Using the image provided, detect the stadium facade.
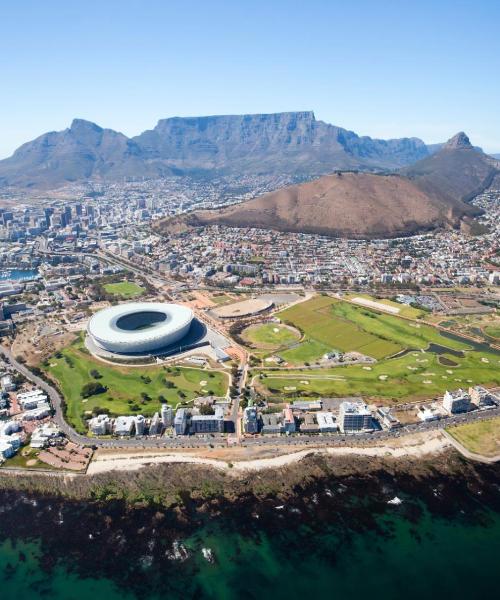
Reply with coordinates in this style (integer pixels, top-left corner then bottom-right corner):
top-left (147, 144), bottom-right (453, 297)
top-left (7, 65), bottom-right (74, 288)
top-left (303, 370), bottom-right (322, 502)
top-left (87, 302), bottom-right (194, 354)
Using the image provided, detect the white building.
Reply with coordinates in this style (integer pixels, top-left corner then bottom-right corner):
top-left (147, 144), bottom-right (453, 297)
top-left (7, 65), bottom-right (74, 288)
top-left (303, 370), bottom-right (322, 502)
top-left (88, 414), bottom-right (111, 436)
top-left (114, 415), bottom-right (135, 436)
top-left (30, 423), bottom-right (62, 448)
top-left (22, 403), bottom-right (51, 420)
top-left (418, 406), bottom-right (440, 422)
top-left (161, 404), bottom-right (173, 427)
top-left (135, 415), bottom-right (145, 436)
top-left (443, 389), bottom-right (471, 414)
top-left (469, 386), bottom-right (497, 409)
top-left (1, 375), bottom-right (15, 392)
top-left (316, 412), bottom-right (338, 433)
top-left (488, 271), bottom-right (500, 285)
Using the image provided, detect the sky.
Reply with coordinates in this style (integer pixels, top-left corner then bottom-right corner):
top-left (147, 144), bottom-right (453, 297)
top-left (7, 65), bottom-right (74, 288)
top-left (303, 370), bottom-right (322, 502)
top-left (0, 0), bottom-right (499, 158)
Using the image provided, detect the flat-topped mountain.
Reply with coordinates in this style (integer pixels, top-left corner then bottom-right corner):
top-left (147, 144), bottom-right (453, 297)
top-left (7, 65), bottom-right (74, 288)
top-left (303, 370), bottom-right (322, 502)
top-left (157, 134), bottom-right (499, 239)
top-left (0, 112), bottom-right (433, 189)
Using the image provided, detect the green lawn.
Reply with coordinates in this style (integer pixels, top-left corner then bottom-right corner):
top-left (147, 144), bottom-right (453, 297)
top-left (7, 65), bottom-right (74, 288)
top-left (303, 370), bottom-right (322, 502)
top-left (447, 418), bottom-right (500, 457)
top-left (259, 347), bottom-right (500, 403)
top-left (276, 295), bottom-right (467, 366)
top-left (242, 323), bottom-right (301, 350)
top-left (103, 281), bottom-right (145, 298)
top-left (484, 326), bottom-right (500, 339)
top-left (43, 338), bottom-right (228, 433)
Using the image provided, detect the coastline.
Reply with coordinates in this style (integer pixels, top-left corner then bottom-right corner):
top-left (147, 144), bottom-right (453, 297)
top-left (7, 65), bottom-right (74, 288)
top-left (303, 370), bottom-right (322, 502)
top-left (86, 430), bottom-right (449, 474)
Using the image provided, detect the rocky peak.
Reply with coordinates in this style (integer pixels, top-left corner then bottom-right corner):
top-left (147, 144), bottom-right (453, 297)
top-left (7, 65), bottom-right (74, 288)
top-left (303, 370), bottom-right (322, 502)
top-left (444, 132), bottom-right (473, 150)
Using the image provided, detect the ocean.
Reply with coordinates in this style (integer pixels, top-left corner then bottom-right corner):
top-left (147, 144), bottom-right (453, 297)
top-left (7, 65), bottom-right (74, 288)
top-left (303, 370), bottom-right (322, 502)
top-left (1, 461), bottom-right (500, 600)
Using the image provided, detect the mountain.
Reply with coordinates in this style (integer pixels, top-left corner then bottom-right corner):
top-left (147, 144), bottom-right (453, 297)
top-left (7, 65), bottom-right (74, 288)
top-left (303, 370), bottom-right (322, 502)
top-left (157, 133), bottom-right (499, 239)
top-left (492, 153), bottom-right (500, 160)
top-left (0, 112), bottom-right (432, 189)
top-left (0, 119), bottom-right (171, 189)
top-left (132, 111), bottom-right (430, 175)
top-left (402, 132), bottom-right (500, 202)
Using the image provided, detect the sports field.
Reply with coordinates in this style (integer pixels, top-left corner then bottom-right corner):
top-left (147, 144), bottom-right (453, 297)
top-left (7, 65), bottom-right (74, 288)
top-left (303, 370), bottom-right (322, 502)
top-left (277, 295), bottom-right (465, 365)
top-left (242, 323), bottom-right (301, 350)
top-left (103, 281), bottom-right (145, 298)
top-left (43, 338), bottom-right (228, 433)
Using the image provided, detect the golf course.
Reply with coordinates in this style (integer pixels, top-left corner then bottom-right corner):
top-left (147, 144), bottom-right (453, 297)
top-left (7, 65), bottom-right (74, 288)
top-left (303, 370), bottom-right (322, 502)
top-left (254, 295), bottom-right (500, 403)
top-left (43, 337), bottom-right (228, 433)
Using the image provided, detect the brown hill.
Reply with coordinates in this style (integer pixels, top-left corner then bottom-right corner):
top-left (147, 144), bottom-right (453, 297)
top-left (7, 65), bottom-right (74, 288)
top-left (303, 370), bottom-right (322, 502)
top-left (156, 133), bottom-right (498, 239)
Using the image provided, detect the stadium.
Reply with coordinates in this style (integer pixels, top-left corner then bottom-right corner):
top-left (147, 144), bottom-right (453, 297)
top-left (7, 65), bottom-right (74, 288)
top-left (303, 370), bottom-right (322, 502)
top-left (87, 302), bottom-right (194, 355)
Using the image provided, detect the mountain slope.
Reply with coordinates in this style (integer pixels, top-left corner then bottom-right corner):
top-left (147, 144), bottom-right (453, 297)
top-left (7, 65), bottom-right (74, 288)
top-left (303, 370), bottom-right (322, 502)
top-left (402, 132), bottom-right (500, 202)
top-left (157, 133), bottom-right (496, 239)
top-left (0, 119), bottom-right (169, 188)
top-left (0, 112), bottom-right (431, 189)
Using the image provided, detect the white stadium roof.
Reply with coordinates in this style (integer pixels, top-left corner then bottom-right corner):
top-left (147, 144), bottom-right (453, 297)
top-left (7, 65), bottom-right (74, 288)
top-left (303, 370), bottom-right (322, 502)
top-left (87, 302), bottom-right (194, 354)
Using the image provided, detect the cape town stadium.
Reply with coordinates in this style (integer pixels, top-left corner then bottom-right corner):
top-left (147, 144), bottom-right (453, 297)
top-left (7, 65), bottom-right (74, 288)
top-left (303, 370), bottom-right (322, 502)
top-left (87, 302), bottom-right (194, 354)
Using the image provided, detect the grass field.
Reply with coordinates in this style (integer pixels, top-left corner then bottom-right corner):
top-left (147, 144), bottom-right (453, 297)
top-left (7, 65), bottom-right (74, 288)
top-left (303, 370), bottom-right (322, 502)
top-left (258, 347), bottom-right (500, 403)
top-left (242, 323), bottom-right (301, 350)
top-left (277, 295), bottom-right (467, 366)
top-left (103, 281), bottom-right (145, 298)
top-left (43, 338), bottom-right (228, 433)
top-left (447, 418), bottom-right (500, 457)
top-left (484, 326), bottom-right (500, 339)
top-left (254, 294), bottom-right (500, 403)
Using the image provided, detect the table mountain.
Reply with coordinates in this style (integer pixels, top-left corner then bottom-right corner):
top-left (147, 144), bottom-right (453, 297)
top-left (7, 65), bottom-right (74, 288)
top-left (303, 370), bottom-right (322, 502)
top-left (0, 112), bottom-right (432, 189)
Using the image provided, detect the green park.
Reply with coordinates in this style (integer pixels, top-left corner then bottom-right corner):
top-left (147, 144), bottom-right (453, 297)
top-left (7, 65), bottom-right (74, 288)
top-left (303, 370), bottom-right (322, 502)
top-left (42, 337), bottom-right (229, 433)
top-left (253, 295), bottom-right (500, 403)
top-left (103, 280), bottom-right (145, 298)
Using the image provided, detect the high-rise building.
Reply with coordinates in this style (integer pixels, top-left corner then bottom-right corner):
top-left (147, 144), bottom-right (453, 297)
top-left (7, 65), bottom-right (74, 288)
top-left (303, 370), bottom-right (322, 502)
top-left (443, 389), bottom-right (471, 414)
top-left (161, 404), bottom-right (173, 427)
top-left (338, 401), bottom-right (372, 433)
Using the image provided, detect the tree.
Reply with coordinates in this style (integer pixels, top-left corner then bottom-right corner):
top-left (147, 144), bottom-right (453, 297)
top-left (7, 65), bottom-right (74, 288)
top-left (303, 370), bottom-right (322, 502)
top-left (200, 404), bottom-right (215, 415)
top-left (164, 380), bottom-right (175, 389)
top-left (81, 381), bottom-right (107, 398)
top-left (90, 369), bottom-right (102, 379)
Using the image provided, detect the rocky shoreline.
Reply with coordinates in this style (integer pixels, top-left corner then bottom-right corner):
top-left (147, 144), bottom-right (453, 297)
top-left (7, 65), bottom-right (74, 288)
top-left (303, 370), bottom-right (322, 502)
top-left (1, 450), bottom-right (500, 596)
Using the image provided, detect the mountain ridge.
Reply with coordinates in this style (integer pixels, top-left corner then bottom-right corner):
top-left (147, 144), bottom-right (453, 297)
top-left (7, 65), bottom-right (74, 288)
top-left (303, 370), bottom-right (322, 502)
top-left (0, 111), bottom-right (434, 189)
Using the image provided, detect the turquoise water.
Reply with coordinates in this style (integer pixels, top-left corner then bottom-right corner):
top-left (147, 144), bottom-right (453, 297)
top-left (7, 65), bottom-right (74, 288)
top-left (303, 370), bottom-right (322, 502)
top-left (1, 500), bottom-right (500, 599)
top-left (0, 268), bottom-right (39, 281)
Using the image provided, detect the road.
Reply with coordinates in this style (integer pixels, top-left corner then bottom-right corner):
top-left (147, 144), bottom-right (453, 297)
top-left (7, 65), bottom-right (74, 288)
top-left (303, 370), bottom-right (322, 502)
top-left (3, 342), bottom-right (500, 452)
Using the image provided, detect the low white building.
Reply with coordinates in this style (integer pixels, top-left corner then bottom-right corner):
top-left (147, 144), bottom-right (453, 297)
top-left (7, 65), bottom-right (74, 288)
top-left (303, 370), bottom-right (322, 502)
top-left (22, 403), bottom-right (51, 421)
top-left (88, 414), bottom-right (111, 436)
top-left (316, 412), bottom-right (338, 433)
top-left (114, 415), bottom-right (135, 436)
top-left (418, 407), bottom-right (440, 422)
top-left (30, 424), bottom-right (62, 448)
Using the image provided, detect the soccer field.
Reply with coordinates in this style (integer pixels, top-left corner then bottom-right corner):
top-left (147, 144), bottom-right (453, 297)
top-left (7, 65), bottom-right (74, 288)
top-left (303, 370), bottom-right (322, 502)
top-left (103, 281), bottom-right (145, 298)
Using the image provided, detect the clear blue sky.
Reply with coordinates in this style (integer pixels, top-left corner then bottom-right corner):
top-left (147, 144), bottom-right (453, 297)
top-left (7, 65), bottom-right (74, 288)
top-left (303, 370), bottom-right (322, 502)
top-left (1, 0), bottom-right (499, 158)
